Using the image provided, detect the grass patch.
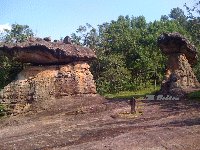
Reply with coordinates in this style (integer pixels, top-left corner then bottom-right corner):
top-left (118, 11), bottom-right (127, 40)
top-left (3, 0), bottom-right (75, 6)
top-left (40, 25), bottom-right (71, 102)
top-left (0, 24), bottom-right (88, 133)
top-left (137, 101), bottom-right (143, 105)
top-left (105, 85), bottom-right (161, 99)
top-left (187, 90), bottom-right (200, 102)
top-left (0, 103), bottom-right (9, 120)
top-left (118, 110), bottom-right (143, 118)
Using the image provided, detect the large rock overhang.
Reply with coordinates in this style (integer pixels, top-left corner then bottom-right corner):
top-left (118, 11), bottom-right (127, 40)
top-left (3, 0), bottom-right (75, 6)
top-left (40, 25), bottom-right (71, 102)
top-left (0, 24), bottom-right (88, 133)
top-left (157, 32), bottom-right (198, 64)
top-left (0, 37), bottom-right (97, 65)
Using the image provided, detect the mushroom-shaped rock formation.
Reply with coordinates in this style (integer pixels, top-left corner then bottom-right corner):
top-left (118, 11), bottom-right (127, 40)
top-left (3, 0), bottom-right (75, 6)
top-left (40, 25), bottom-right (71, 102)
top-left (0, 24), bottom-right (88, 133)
top-left (157, 32), bottom-right (200, 98)
top-left (0, 37), bottom-right (97, 65)
top-left (0, 36), bottom-right (97, 114)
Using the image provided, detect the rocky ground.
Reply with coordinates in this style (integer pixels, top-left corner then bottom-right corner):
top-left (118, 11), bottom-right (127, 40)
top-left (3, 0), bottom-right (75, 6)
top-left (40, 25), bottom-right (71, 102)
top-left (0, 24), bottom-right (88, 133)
top-left (0, 95), bottom-right (200, 150)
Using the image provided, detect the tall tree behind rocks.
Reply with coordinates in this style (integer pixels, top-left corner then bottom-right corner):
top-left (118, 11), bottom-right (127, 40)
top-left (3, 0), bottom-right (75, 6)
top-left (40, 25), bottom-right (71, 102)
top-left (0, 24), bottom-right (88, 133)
top-left (71, 14), bottom-right (191, 94)
top-left (1, 24), bottom-right (34, 43)
top-left (169, 7), bottom-right (187, 27)
top-left (71, 22), bottom-right (132, 94)
top-left (0, 24), bottom-right (34, 89)
top-left (184, 1), bottom-right (200, 81)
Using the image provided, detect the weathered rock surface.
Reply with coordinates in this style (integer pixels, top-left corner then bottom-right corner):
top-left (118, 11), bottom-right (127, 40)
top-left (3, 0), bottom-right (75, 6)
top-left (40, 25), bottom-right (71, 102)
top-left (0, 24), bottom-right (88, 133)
top-left (0, 61), bottom-right (97, 114)
top-left (63, 36), bottom-right (72, 44)
top-left (157, 32), bottom-right (200, 98)
top-left (0, 98), bottom-right (200, 149)
top-left (158, 32), bottom-right (198, 64)
top-left (0, 37), bottom-right (97, 65)
top-left (43, 36), bottom-right (51, 42)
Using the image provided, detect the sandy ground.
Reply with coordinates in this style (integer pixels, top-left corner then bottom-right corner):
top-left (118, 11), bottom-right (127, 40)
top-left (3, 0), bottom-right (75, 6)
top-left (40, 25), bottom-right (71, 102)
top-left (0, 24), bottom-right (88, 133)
top-left (0, 95), bottom-right (200, 150)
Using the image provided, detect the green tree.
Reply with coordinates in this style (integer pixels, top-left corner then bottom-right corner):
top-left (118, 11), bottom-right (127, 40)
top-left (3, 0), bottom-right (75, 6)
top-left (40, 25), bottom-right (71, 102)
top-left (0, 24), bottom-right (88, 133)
top-left (96, 54), bottom-right (132, 94)
top-left (2, 24), bottom-right (33, 43)
top-left (71, 12), bottom-right (198, 95)
top-left (160, 15), bottom-right (169, 22)
top-left (184, 1), bottom-right (200, 81)
top-left (0, 23), bottom-right (34, 90)
top-left (169, 7), bottom-right (187, 26)
top-left (184, 1), bottom-right (200, 46)
top-left (71, 19), bottom-right (133, 94)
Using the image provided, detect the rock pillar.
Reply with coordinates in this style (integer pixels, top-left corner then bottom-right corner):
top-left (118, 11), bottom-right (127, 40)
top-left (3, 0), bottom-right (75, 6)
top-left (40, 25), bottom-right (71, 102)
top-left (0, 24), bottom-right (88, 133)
top-left (157, 32), bottom-right (200, 97)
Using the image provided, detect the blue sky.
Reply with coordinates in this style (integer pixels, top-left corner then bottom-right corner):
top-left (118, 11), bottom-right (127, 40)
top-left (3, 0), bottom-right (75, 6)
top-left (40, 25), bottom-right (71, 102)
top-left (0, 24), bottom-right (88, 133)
top-left (0, 0), bottom-right (198, 41)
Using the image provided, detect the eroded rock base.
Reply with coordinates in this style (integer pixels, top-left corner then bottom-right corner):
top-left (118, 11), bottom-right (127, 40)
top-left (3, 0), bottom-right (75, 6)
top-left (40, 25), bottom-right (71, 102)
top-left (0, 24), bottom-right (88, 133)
top-left (159, 53), bottom-right (200, 97)
top-left (0, 61), bottom-right (97, 114)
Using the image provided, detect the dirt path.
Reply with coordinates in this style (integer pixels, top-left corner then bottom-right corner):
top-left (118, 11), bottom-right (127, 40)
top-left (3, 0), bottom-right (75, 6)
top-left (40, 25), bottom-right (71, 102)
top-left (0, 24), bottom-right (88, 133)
top-left (0, 96), bottom-right (200, 150)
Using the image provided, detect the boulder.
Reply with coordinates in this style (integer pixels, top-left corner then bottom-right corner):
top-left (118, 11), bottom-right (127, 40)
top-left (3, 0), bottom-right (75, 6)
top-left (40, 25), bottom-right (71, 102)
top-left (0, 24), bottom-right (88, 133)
top-left (54, 40), bottom-right (59, 42)
top-left (0, 36), bottom-right (97, 65)
top-left (63, 36), bottom-right (72, 44)
top-left (157, 32), bottom-right (200, 98)
top-left (43, 37), bottom-right (51, 42)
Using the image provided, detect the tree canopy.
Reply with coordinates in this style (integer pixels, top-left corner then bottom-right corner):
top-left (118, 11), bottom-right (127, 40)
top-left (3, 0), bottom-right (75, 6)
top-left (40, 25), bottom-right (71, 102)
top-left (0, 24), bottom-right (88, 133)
top-left (70, 5), bottom-right (200, 94)
top-left (1, 24), bottom-right (33, 43)
top-left (0, 24), bottom-right (34, 89)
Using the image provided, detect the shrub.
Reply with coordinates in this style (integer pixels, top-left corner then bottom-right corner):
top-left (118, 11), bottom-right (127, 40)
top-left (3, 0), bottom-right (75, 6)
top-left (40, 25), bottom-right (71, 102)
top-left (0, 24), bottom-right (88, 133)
top-left (187, 90), bottom-right (200, 101)
top-left (0, 103), bottom-right (10, 119)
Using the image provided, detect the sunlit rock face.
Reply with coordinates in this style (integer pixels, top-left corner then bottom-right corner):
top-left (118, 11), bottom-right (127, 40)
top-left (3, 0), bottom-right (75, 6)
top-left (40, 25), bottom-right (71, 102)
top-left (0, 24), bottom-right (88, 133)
top-left (0, 61), bottom-right (97, 114)
top-left (157, 32), bottom-right (200, 97)
top-left (0, 36), bottom-right (97, 114)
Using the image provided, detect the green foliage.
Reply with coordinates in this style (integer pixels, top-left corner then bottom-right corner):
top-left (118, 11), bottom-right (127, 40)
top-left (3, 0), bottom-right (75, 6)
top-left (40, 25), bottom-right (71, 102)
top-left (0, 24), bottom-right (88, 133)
top-left (95, 54), bottom-right (132, 94)
top-left (187, 90), bottom-right (200, 102)
top-left (1, 5), bottom-right (199, 97)
top-left (0, 55), bottom-right (23, 89)
top-left (0, 23), bottom-right (34, 90)
top-left (105, 85), bottom-right (161, 99)
top-left (0, 103), bottom-right (10, 119)
top-left (118, 110), bottom-right (143, 118)
top-left (169, 7), bottom-right (187, 26)
top-left (160, 15), bottom-right (169, 22)
top-left (184, 2), bottom-right (200, 82)
top-left (1, 23), bottom-right (34, 43)
top-left (71, 5), bottom-right (199, 95)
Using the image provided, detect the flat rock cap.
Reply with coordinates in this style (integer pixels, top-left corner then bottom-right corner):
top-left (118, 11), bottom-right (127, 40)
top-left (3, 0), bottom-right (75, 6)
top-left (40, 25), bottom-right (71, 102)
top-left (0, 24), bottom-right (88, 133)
top-left (157, 32), bottom-right (198, 63)
top-left (0, 37), bottom-right (97, 65)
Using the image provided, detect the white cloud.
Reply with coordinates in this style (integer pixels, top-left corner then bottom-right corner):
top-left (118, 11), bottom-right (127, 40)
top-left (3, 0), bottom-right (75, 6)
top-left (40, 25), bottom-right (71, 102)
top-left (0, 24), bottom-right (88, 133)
top-left (0, 23), bottom-right (11, 33)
